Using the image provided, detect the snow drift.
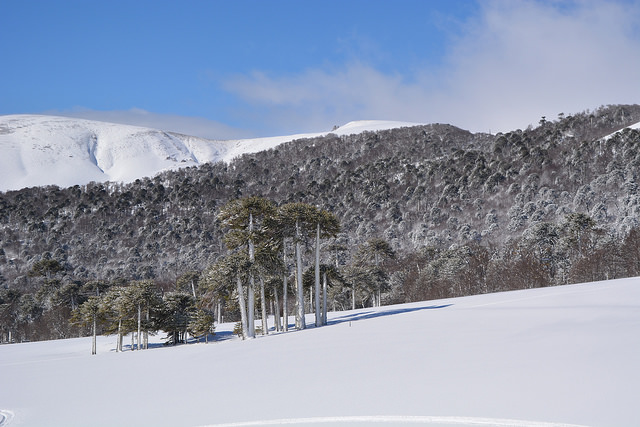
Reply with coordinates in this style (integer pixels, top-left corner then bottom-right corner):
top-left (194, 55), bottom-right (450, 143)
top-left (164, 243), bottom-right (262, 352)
top-left (1, 277), bottom-right (638, 427)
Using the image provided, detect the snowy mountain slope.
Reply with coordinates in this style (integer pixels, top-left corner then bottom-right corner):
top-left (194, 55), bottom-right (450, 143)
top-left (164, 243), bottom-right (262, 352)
top-left (1, 277), bottom-right (638, 427)
top-left (0, 115), bottom-right (423, 192)
top-left (602, 120), bottom-right (640, 139)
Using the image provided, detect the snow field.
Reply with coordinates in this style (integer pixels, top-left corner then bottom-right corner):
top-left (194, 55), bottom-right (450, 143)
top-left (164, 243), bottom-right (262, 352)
top-left (1, 277), bottom-right (639, 426)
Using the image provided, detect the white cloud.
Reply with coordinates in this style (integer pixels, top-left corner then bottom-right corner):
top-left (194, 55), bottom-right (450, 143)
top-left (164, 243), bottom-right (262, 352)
top-left (442, 0), bottom-right (640, 131)
top-left (223, 0), bottom-right (640, 133)
top-left (223, 64), bottom-right (438, 132)
top-left (43, 108), bottom-right (254, 140)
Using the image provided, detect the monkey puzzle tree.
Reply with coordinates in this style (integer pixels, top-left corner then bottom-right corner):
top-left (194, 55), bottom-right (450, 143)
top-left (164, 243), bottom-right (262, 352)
top-left (188, 308), bottom-right (215, 343)
top-left (71, 296), bottom-right (105, 355)
top-left (357, 238), bottom-right (395, 307)
top-left (253, 241), bottom-right (284, 335)
top-left (29, 258), bottom-right (64, 281)
top-left (160, 292), bottom-right (196, 345)
top-left (302, 263), bottom-right (343, 325)
top-left (101, 286), bottom-right (130, 352)
top-left (127, 280), bottom-right (161, 350)
top-left (218, 196), bottom-right (276, 338)
top-left (276, 202), bottom-right (316, 330)
top-left (201, 251), bottom-right (252, 339)
top-left (307, 209), bottom-right (340, 326)
top-left (177, 271), bottom-right (201, 298)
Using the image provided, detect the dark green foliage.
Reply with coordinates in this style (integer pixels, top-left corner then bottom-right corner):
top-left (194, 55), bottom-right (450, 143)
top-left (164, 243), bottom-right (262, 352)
top-left (188, 309), bottom-right (215, 342)
top-left (160, 292), bottom-right (196, 345)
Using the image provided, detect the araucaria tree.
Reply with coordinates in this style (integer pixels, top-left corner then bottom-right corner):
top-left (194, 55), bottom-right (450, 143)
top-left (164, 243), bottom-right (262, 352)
top-left (201, 252), bottom-right (251, 339)
top-left (218, 196), bottom-right (276, 338)
top-left (127, 280), bottom-right (161, 350)
top-left (356, 238), bottom-right (395, 307)
top-left (276, 203), bottom-right (315, 330)
top-left (308, 209), bottom-right (341, 326)
top-left (71, 296), bottom-right (104, 355)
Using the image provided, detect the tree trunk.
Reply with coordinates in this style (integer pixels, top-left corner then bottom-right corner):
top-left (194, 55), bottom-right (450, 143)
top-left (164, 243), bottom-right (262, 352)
top-left (322, 271), bottom-right (328, 325)
top-left (314, 223), bottom-right (321, 327)
top-left (352, 283), bottom-right (356, 310)
top-left (91, 315), bottom-right (97, 355)
top-left (117, 319), bottom-right (123, 352)
top-left (283, 240), bottom-right (289, 332)
top-left (259, 276), bottom-right (268, 335)
top-left (374, 253), bottom-right (380, 307)
top-left (295, 220), bottom-right (306, 330)
top-left (274, 284), bottom-right (281, 332)
top-left (236, 275), bottom-right (249, 340)
top-left (137, 304), bottom-right (142, 350)
top-left (247, 213), bottom-right (256, 338)
top-left (248, 275), bottom-right (256, 338)
top-left (144, 306), bottom-right (149, 350)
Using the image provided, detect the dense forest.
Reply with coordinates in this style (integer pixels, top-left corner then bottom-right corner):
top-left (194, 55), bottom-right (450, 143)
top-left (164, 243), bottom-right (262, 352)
top-left (2, 104), bottom-right (640, 344)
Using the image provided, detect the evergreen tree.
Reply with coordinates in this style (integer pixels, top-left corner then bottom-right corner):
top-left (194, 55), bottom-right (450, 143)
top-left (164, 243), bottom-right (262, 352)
top-left (71, 296), bottom-right (105, 355)
top-left (218, 196), bottom-right (276, 338)
top-left (188, 308), bottom-right (215, 343)
top-left (161, 292), bottom-right (196, 345)
top-left (202, 252), bottom-right (251, 339)
top-left (126, 280), bottom-right (160, 350)
top-left (307, 209), bottom-right (340, 325)
top-left (276, 202), bottom-right (316, 330)
top-left (356, 238), bottom-right (395, 307)
top-left (101, 286), bottom-right (130, 352)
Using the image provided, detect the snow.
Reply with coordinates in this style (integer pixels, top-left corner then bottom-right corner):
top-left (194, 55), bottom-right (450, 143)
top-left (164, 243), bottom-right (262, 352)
top-left (626, 121), bottom-right (640, 131)
top-left (602, 120), bottom-right (640, 140)
top-left (1, 277), bottom-right (638, 427)
top-left (0, 115), bottom-right (423, 192)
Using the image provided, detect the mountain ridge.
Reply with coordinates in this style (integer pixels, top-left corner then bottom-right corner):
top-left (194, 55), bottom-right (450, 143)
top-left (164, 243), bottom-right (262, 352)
top-left (0, 114), bottom-right (424, 191)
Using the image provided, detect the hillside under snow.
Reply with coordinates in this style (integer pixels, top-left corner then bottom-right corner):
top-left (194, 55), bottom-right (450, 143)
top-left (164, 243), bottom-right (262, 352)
top-left (1, 277), bottom-right (639, 427)
top-left (0, 115), bottom-right (423, 192)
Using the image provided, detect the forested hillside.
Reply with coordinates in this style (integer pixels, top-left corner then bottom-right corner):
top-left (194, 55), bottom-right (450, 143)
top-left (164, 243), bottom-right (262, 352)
top-left (2, 104), bottom-right (640, 342)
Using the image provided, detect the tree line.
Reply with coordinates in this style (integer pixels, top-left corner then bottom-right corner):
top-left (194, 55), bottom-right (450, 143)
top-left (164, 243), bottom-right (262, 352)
top-left (3, 104), bottom-right (640, 345)
top-left (2, 195), bottom-right (405, 349)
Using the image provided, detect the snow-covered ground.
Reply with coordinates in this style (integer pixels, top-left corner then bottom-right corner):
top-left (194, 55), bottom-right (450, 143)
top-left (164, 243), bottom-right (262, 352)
top-left (1, 277), bottom-right (638, 427)
top-left (0, 115), bottom-right (423, 192)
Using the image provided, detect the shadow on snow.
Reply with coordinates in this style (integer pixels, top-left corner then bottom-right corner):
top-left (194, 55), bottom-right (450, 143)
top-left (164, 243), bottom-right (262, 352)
top-left (326, 304), bottom-right (453, 326)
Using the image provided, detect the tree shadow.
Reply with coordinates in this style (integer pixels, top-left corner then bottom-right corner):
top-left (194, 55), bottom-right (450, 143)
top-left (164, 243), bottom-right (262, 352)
top-left (211, 330), bottom-right (236, 342)
top-left (327, 304), bottom-right (452, 326)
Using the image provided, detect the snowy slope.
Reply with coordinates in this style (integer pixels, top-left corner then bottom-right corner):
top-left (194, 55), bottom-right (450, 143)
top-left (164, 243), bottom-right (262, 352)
top-left (602, 120), bottom-right (640, 139)
top-left (0, 115), bottom-right (423, 192)
top-left (1, 277), bottom-right (638, 427)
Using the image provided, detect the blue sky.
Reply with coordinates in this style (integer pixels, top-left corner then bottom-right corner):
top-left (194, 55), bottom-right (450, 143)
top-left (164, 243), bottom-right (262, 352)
top-left (1, 0), bottom-right (639, 139)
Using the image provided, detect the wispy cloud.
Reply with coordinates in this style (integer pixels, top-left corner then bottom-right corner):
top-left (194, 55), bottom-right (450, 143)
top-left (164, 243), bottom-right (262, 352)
top-left (223, 64), bottom-right (434, 132)
top-left (223, 0), bottom-right (640, 133)
top-left (43, 108), bottom-right (254, 140)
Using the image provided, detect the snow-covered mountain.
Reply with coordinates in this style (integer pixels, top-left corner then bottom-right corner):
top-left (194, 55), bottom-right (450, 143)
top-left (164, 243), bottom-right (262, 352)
top-left (0, 115), bottom-right (422, 192)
